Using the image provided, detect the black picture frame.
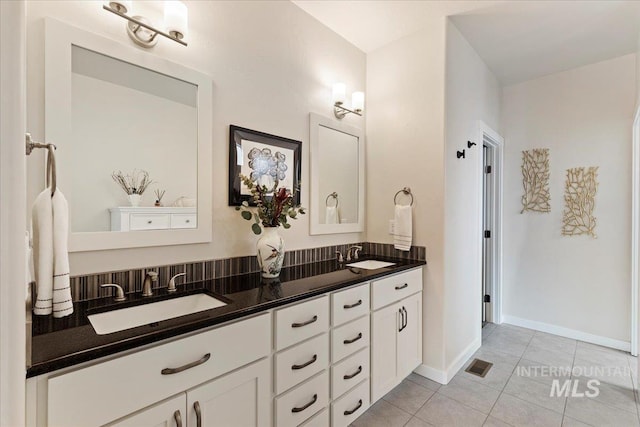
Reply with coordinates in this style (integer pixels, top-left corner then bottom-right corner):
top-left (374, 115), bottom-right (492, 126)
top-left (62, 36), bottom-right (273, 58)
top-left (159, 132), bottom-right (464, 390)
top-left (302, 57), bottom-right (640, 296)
top-left (228, 125), bottom-right (302, 206)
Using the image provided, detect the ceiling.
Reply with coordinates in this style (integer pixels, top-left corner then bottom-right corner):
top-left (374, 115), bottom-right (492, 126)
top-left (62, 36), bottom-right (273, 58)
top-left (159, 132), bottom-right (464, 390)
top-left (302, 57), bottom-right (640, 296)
top-left (292, 0), bottom-right (640, 85)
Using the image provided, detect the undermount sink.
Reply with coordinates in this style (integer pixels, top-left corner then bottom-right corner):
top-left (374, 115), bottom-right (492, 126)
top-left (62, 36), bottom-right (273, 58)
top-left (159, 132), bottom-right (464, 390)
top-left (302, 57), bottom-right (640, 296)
top-left (88, 293), bottom-right (227, 335)
top-left (346, 260), bottom-right (396, 270)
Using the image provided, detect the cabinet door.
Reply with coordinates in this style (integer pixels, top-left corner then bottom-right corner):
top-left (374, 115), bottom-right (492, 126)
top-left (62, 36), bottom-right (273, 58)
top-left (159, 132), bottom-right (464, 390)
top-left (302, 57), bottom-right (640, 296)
top-left (186, 358), bottom-right (271, 427)
top-left (397, 292), bottom-right (422, 379)
top-left (107, 394), bottom-right (186, 427)
top-left (371, 302), bottom-right (401, 402)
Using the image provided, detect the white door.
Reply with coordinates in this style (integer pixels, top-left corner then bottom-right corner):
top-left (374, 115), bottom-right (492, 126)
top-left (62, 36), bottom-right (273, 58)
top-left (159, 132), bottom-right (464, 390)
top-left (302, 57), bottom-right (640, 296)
top-left (397, 293), bottom-right (422, 379)
top-left (186, 358), bottom-right (271, 427)
top-left (482, 144), bottom-right (494, 324)
top-left (108, 395), bottom-right (186, 427)
top-left (371, 302), bottom-right (400, 402)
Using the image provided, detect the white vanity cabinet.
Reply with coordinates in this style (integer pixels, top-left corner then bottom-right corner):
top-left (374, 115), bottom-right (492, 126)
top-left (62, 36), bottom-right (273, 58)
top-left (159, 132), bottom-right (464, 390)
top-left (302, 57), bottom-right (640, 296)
top-left (371, 269), bottom-right (423, 402)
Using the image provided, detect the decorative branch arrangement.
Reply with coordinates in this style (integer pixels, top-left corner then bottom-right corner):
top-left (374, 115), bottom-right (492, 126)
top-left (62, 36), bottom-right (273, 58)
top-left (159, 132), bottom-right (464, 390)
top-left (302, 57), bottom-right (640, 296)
top-left (562, 166), bottom-right (598, 238)
top-left (111, 169), bottom-right (153, 195)
top-left (521, 148), bottom-right (551, 213)
top-left (154, 189), bottom-right (166, 207)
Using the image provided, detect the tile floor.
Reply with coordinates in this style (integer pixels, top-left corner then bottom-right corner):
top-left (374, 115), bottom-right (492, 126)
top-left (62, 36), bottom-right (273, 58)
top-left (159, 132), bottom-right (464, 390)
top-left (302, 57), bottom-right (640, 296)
top-left (352, 323), bottom-right (639, 427)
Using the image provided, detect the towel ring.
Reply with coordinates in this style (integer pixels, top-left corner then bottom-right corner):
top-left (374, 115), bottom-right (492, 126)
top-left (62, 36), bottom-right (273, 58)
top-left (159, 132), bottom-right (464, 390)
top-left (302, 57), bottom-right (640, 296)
top-left (326, 192), bottom-right (339, 208)
top-left (394, 187), bottom-right (413, 206)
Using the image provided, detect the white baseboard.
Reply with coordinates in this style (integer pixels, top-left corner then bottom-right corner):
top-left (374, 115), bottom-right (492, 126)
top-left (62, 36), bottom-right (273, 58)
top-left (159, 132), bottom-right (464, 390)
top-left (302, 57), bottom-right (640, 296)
top-left (502, 315), bottom-right (631, 352)
top-left (413, 337), bottom-right (481, 385)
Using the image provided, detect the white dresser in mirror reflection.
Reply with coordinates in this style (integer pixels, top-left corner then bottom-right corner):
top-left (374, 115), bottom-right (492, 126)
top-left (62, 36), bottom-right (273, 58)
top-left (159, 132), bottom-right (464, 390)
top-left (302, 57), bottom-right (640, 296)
top-left (110, 207), bottom-right (197, 231)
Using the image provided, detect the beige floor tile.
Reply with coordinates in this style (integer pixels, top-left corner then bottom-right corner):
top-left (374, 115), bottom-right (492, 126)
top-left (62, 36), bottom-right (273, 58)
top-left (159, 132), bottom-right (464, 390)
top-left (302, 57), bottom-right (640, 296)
top-left (383, 379), bottom-right (436, 414)
top-left (482, 334), bottom-right (530, 358)
top-left (457, 363), bottom-right (514, 391)
top-left (407, 372), bottom-right (442, 392)
top-left (570, 376), bottom-right (637, 414)
top-left (405, 416), bottom-right (435, 427)
top-left (438, 375), bottom-right (501, 414)
top-left (565, 392), bottom-right (640, 426)
top-left (503, 373), bottom-right (567, 413)
top-left (469, 348), bottom-right (521, 371)
top-left (514, 358), bottom-right (572, 387)
top-left (490, 393), bottom-right (563, 427)
top-left (351, 400), bottom-right (412, 427)
top-left (415, 393), bottom-right (487, 427)
top-left (521, 344), bottom-right (575, 368)
top-left (484, 416), bottom-right (514, 427)
top-left (529, 332), bottom-right (577, 355)
top-left (562, 416), bottom-right (592, 427)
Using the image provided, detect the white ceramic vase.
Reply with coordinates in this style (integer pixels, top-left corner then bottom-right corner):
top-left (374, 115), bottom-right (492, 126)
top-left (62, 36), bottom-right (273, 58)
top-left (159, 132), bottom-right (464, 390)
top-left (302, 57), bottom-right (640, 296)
top-left (128, 194), bottom-right (142, 207)
top-left (256, 226), bottom-right (284, 278)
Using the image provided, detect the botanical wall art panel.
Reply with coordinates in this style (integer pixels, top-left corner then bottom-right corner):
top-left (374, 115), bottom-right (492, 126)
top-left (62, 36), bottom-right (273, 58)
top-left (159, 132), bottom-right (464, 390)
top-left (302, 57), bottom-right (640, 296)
top-left (520, 148), bottom-right (551, 213)
top-left (562, 166), bottom-right (598, 238)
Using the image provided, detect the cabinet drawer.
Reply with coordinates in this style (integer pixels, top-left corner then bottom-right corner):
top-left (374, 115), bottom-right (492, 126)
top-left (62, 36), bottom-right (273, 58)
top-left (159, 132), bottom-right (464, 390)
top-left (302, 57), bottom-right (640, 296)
top-left (331, 315), bottom-right (369, 363)
top-left (275, 371), bottom-right (329, 427)
top-left (170, 213), bottom-right (196, 229)
top-left (371, 268), bottom-right (422, 310)
top-left (275, 295), bottom-right (329, 350)
top-left (275, 333), bottom-right (329, 395)
top-left (331, 348), bottom-right (370, 399)
top-left (331, 379), bottom-right (369, 427)
top-left (331, 283), bottom-right (370, 327)
top-left (48, 313), bottom-right (271, 427)
top-left (130, 213), bottom-right (170, 230)
top-left (299, 407), bottom-right (329, 427)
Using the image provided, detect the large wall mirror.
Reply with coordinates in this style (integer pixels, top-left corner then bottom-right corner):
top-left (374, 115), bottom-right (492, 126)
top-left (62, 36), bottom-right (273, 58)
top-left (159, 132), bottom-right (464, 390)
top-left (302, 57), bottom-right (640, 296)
top-left (44, 18), bottom-right (212, 251)
top-left (309, 113), bottom-right (364, 235)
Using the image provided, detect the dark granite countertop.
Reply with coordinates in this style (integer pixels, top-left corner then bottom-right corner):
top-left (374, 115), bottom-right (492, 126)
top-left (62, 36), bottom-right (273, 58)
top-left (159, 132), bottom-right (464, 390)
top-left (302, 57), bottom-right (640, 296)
top-left (28, 256), bottom-right (425, 378)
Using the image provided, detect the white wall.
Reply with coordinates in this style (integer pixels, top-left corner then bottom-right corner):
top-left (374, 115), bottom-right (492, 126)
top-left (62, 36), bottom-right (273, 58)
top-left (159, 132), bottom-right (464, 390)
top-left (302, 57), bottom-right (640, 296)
top-left (502, 54), bottom-right (635, 344)
top-left (367, 19), bottom-right (447, 376)
top-left (444, 22), bottom-right (501, 370)
top-left (26, 1), bottom-right (366, 275)
top-left (0, 0), bottom-right (26, 424)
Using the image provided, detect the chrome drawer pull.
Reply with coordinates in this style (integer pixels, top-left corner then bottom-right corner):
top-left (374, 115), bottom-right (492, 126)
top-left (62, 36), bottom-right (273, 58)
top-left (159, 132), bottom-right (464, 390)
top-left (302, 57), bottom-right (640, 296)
top-left (395, 283), bottom-right (408, 290)
top-left (344, 399), bottom-right (363, 416)
top-left (173, 410), bottom-right (182, 427)
top-left (343, 299), bottom-right (363, 309)
top-left (292, 394), bottom-right (317, 413)
top-left (343, 365), bottom-right (363, 380)
top-left (194, 401), bottom-right (202, 427)
top-left (161, 353), bottom-right (210, 375)
top-left (292, 315), bottom-right (318, 328)
top-left (291, 354), bottom-right (317, 370)
top-left (343, 332), bottom-right (363, 345)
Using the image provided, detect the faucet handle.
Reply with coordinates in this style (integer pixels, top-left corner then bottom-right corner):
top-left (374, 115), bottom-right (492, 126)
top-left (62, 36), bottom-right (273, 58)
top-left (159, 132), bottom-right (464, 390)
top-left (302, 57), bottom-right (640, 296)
top-left (101, 283), bottom-right (126, 302)
top-left (167, 273), bottom-right (186, 293)
top-left (336, 251), bottom-right (344, 263)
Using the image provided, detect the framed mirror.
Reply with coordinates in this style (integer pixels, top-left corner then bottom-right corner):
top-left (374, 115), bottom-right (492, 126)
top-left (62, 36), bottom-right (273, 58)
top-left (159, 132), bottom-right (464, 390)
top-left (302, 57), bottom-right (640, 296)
top-left (309, 113), bottom-right (364, 235)
top-left (44, 18), bottom-right (212, 252)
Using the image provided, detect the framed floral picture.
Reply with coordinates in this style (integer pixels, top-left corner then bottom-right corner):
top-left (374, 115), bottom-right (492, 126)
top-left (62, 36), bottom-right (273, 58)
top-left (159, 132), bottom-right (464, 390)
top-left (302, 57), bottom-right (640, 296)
top-left (228, 125), bottom-right (302, 206)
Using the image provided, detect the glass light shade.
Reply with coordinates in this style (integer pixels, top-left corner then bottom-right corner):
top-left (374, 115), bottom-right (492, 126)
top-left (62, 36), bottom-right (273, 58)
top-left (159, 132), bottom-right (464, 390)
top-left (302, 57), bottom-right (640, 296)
top-left (165, 0), bottom-right (188, 39)
top-left (352, 91), bottom-right (364, 112)
top-left (108, 0), bottom-right (132, 13)
top-left (332, 83), bottom-right (346, 105)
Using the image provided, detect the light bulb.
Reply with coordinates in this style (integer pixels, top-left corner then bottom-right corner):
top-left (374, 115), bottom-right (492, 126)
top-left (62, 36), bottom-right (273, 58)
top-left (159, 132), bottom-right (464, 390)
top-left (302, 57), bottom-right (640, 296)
top-left (352, 91), bottom-right (364, 112)
top-left (332, 83), bottom-right (346, 105)
top-left (165, 0), bottom-right (188, 40)
top-left (107, 0), bottom-right (132, 14)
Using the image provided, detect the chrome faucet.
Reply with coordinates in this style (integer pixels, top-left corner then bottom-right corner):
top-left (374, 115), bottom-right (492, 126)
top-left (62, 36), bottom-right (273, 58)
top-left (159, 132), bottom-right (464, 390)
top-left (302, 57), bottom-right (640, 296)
top-left (100, 283), bottom-right (126, 302)
top-left (336, 250), bottom-right (344, 263)
top-left (167, 273), bottom-right (186, 293)
top-left (346, 245), bottom-right (363, 262)
top-left (142, 271), bottom-right (158, 297)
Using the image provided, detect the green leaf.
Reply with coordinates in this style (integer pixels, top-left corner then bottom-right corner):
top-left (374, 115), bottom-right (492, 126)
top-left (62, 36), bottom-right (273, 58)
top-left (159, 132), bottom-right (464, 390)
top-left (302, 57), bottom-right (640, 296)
top-left (241, 211), bottom-right (252, 220)
top-left (254, 213), bottom-right (260, 223)
top-left (235, 206), bottom-right (241, 211)
top-left (283, 222), bottom-right (291, 229)
top-left (252, 223), bottom-right (262, 235)
top-left (288, 210), bottom-right (297, 218)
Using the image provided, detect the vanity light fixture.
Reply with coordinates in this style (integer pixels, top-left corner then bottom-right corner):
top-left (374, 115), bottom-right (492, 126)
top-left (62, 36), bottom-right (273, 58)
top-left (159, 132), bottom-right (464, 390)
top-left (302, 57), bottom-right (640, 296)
top-left (332, 83), bottom-right (364, 119)
top-left (103, 0), bottom-right (188, 48)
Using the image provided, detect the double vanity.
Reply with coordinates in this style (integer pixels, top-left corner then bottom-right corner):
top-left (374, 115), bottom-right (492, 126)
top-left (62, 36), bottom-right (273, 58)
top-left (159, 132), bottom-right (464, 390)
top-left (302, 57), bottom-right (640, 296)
top-left (26, 258), bottom-right (425, 427)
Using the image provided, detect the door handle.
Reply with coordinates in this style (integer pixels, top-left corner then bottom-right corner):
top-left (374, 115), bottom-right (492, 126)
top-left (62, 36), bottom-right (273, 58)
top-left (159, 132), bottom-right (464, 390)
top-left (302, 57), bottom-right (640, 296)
top-left (194, 401), bottom-right (202, 427)
top-left (343, 399), bottom-right (363, 416)
top-left (161, 353), bottom-right (210, 375)
top-left (291, 354), bottom-right (317, 370)
top-left (292, 315), bottom-right (318, 328)
top-left (291, 394), bottom-right (317, 413)
top-left (395, 283), bottom-right (408, 290)
top-left (173, 410), bottom-right (182, 427)
top-left (398, 308), bottom-right (403, 332)
top-left (343, 332), bottom-right (363, 345)
top-left (343, 299), bottom-right (363, 309)
top-left (343, 365), bottom-right (363, 380)
top-left (400, 307), bottom-right (408, 331)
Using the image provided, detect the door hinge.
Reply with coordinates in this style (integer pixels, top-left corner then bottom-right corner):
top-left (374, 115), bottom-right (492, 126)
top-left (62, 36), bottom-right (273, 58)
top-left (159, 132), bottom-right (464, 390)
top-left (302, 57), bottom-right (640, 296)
top-left (485, 166), bottom-right (492, 174)
top-left (484, 230), bottom-right (491, 238)
top-left (483, 294), bottom-right (491, 303)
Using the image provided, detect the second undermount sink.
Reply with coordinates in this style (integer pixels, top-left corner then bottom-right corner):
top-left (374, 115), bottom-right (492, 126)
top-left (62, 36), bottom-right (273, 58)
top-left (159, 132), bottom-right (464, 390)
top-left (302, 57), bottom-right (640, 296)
top-left (346, 260), bottom-right (396, 270)
top-left (88, 293), bottom-right (227, 335)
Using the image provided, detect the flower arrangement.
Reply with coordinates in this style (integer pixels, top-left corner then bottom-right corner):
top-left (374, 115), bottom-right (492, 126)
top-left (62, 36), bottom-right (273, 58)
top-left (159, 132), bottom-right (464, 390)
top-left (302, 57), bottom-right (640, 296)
top-left (236, 174), bottom-right (305, 235)
top-left (111, 169), bottom-right (153, 196)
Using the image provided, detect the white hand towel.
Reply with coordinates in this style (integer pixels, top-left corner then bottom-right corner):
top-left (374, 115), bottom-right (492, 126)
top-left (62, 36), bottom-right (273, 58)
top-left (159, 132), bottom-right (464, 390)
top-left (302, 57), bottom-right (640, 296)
top-left (325, 206), bottom-right (340, 224)
top-left (32, 188), bottom-right (73, 317)
top-left (26, 231), bottom-right (33, 301)
top-left (393, 205), bottom-right (412, 251)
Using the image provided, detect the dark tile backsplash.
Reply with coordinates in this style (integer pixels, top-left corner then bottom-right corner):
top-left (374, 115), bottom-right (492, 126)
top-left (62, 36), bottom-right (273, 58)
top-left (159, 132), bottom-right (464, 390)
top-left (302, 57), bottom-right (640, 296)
top-left (33, 242), bottom-right (425, 303)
